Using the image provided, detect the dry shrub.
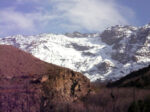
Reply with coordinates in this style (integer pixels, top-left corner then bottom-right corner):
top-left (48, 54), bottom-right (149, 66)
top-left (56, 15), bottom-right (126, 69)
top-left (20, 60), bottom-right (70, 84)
top-left (58, 87), bottom-right (150, 112)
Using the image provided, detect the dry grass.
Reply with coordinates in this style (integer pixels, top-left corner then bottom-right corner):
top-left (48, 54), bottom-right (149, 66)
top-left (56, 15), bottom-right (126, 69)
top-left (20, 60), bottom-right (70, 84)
top-left (54, 83), bottom-right (150, 112)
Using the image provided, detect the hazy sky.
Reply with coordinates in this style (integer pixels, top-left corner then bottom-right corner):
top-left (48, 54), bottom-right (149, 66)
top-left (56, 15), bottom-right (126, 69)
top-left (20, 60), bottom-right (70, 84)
top-left (0, 0), bottom-right (150, 37)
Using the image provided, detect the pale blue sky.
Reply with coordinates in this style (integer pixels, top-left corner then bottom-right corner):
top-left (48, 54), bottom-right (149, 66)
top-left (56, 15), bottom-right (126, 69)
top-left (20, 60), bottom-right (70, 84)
top-left (118, 0), bottom-right (150, 26)
top-left (0, 0), bottom-right (149, 37)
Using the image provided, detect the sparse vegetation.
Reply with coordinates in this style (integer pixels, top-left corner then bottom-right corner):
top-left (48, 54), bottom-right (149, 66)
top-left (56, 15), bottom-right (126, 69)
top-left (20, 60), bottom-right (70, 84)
top-left (128, 98), bottom-right (150, 112)
top-left (108, 65), bottom-right (150, 88)
top-left (48, 82), bottom-right (150, 112)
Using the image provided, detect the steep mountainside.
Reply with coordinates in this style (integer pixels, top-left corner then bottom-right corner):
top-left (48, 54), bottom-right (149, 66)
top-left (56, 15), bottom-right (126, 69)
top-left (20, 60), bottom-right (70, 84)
top-left (0, 45), bottom-right (91, 112)
top-left (1, 24), bottom-right (150, 81)
top-left (108, 64), bottom-right (150, 88)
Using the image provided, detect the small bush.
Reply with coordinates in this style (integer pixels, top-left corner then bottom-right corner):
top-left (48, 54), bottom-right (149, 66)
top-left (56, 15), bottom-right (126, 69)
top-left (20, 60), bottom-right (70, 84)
top-left (128, 98), bottom-right (150, 112)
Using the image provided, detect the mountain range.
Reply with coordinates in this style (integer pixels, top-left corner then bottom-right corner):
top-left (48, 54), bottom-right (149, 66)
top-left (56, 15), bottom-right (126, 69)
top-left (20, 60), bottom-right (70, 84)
top-left (1, 24), bottom-right (150, 81)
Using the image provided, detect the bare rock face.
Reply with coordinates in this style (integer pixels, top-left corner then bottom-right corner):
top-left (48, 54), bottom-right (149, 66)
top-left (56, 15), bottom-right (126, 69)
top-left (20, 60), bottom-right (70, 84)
top-left (101, 25), bottom-right (150, 64)
top-left (65, 31), bottom-right (95, 38)
top-left (95, 61), bottom-right (113, 74)
top-left (101, 26), bottom-right (124, 45)
top-left (101, 25), bottom-right (137, 45)
top-left (41, 68), bottom-right (91, 111)
top-left (0, 45), bottom-right (91, 112)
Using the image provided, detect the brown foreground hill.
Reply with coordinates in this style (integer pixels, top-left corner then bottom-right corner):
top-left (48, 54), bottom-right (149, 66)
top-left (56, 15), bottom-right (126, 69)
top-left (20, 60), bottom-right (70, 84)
top-left (0, 45), bottom-right (91, 112)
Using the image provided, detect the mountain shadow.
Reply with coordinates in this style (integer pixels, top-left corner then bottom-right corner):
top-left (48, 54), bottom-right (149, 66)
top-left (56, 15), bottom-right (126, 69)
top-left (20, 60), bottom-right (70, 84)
top-left (107, 65), bottom-right (150, 88)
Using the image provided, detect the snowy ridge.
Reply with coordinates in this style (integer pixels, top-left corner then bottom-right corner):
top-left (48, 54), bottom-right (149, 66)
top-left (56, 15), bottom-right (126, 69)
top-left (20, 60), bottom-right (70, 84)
top-left (1, 24), bottom-right (150, 81)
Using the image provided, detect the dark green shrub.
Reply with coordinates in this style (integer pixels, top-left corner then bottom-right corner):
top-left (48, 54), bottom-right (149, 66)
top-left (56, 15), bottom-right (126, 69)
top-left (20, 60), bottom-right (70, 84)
top-left (128, 98), bottom-right (150, 112)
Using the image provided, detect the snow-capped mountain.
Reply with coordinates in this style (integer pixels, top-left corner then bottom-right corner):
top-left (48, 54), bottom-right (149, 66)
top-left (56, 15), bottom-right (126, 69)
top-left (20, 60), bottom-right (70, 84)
top-left (1, 24), bottom-right (150, 81)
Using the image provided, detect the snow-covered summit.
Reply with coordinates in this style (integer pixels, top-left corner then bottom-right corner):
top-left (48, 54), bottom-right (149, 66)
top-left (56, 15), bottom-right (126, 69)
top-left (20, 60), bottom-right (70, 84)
top-left (1, 24), bottom-right (150, 81)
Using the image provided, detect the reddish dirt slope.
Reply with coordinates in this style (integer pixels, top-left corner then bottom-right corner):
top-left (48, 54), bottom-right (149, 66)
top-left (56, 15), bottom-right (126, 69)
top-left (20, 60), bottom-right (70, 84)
top-left (0, 45), bottom-right (50, 78)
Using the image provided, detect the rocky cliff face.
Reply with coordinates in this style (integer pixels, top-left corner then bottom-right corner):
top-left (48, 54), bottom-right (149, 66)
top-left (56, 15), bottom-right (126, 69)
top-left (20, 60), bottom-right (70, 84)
top-left (101, 25), bottom-right (150, 64)
top-left (41, 68), bottom-right (91, 111)
top-left (0, 45), bottom-right (91, 112)
top-left (1, 24), bottom-right (150, 81)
